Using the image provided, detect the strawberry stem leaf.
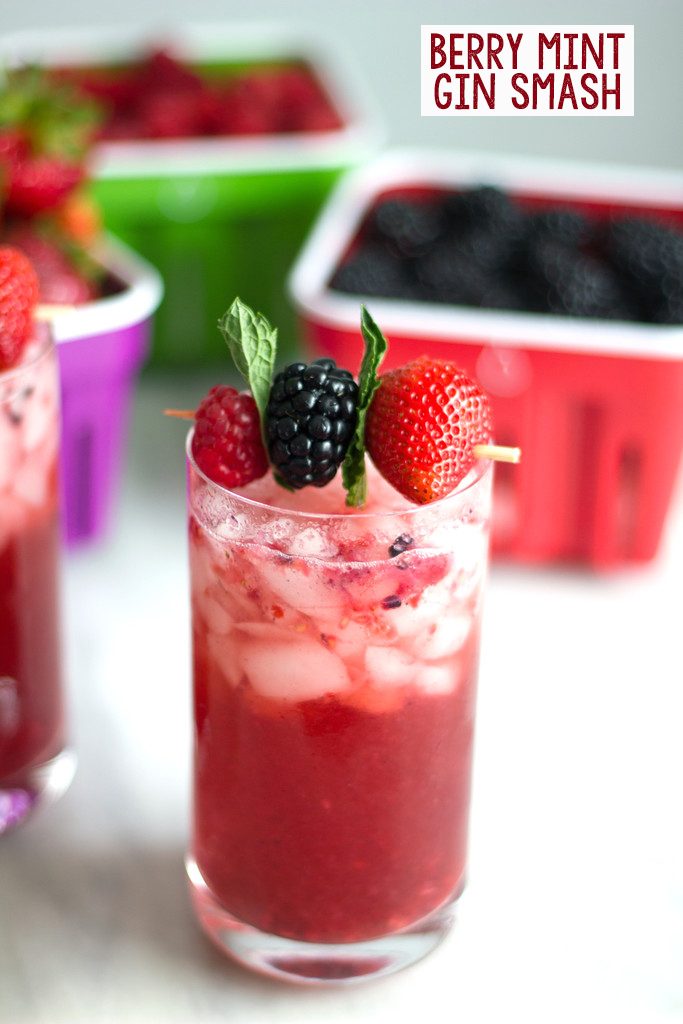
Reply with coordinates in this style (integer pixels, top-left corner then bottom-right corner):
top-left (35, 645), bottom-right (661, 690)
top-left (0, 67), bottom-right (100, 161)
top-left (218, 297), bottom-right (277, 450)
top-left (342, 305), bottom-right (388, 507)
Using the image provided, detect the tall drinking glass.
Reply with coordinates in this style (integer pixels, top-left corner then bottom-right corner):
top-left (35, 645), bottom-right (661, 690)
top-left (0, 330), bottom-right (73, 833)
top-left (186, 440), bottom-right (492, 984)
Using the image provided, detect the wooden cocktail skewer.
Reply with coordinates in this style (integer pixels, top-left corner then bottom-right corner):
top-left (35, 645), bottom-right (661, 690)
top-left (473, 444), bottom-right (521, 464)
top-left (166, 412), bottom-right (521, 463)
top-left (35, 304), bottom-right (78, 321)
top-left (41, 298), bottom-right (521, 461)
top-left (164, 409), bottom-right (195, 420)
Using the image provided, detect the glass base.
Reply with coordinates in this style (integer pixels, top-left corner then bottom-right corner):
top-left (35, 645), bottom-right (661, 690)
top-left (186, 857), bottom-right (457, 985)
top-left (0, 747), bottom-right (76, 835)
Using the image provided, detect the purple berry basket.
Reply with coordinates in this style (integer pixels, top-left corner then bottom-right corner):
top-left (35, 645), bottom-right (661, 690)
top-left (52, 236), bottom-right (163, 545)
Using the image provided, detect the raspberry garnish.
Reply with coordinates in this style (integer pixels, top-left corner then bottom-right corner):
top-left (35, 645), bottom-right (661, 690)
top-left (192, 385), bottom-right (268, 489)
top-left (265, 358), bottom-right (359, 489)
top-left (365, 357), bottom-right (492, 504)
top-left (0, 246), bottom-right (40, 371)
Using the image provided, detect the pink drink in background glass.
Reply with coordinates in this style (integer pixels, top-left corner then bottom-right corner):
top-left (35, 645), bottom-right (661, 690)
top-left (187, 444), bottom-right (492, 984)
top-left (0, 332), bottom-right (73, 832)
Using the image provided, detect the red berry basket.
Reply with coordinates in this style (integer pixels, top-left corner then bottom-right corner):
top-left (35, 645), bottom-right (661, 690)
top-left (289, 151), bottom-right (683, 569)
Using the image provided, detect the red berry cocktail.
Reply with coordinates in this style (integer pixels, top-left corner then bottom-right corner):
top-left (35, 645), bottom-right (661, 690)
top-left (188, 458), bottom-right (491, 981)
top-left (0, 249), bottom-right (72, 832)
top-left (182, 299), bottom-right (506, 983)
top-left (0, 341), bottom-right (70, 830)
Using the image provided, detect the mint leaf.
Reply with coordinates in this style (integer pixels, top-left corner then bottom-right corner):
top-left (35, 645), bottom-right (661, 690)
top-left (342, 305), bottom-right (388, 507)
top-left (218, 297), bottom-right (277, 448)
top-left (274, 471), bottom-right (296, 493)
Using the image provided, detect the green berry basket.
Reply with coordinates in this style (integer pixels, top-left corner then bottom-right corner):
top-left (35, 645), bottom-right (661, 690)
top-left (1, 24), bottom-right (381, 366)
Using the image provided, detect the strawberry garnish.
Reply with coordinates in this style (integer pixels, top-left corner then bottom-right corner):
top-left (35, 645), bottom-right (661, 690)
top-left (0, 246), bottom-right (40, 371)
top-left (192, 385), bottom-right (269, 489)
top-left (365, 357), bottom-right (493, 504)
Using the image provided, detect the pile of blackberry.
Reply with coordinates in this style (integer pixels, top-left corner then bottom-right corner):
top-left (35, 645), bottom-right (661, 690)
top-left (265, 358), bottom-right (358, 488)
top-left (330, 186), bottom-right (683, 324)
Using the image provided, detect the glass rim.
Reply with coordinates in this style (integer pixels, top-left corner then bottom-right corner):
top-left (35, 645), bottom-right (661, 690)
top-left (0, 328), bottom-right (54, 388)
top-left (186, 427), bottom-right (492, 523)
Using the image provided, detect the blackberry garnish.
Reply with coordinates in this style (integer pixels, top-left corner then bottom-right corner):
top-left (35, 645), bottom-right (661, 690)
top-left (266, 358), bottom-right (359, 488)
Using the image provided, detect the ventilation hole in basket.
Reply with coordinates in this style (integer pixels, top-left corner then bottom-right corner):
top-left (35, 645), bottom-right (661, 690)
top-left (74, 426), bottom-right (94, 537)
top-left (491, 432), bottom-right (519, 550)
top-left (616, 447), bottom-right (642, 558)
top-left (573, 402), bottom-right (603, 561)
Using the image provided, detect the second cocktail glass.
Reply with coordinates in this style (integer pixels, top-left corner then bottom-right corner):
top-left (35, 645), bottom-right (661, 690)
top-left (186, 441), bottom-right (492, 983)
top-left (0, 330), bottom-right (73, 833)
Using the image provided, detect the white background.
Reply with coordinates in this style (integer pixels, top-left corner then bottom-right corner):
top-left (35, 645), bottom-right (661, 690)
top-left (1, 1), bottom-right (683, 1021)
